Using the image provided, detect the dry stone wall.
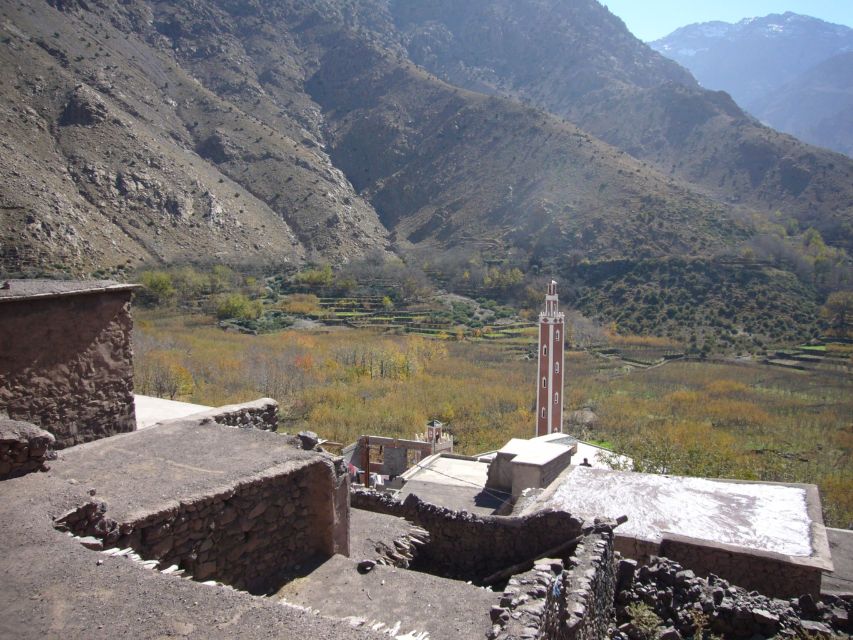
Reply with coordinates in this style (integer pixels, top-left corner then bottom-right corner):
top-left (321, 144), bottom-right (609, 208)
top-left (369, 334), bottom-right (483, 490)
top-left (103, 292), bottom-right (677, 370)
top-left (542, 532), bottom-right (617, 640)
top-left (487, 531), bottom-right (616, 640)
top-left (659, 534), bottom-right (823, 600)
top-left (351, 489), bottom-right (585, 581)
top-left (0, 418), bottom-right (55, 479)
top-left (57, 457), bottom-right (349, 594)
top-left (197, 398), bottom-right (279, 431)
top-left (0, 290), bottom-right (135, 447)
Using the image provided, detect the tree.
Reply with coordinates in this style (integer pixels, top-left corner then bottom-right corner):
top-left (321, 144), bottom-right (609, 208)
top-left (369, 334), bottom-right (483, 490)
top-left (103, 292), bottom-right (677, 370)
top-left (139, 271), bottom-right (175, 307)
top-left (821, 291), bottom-right (853, 337)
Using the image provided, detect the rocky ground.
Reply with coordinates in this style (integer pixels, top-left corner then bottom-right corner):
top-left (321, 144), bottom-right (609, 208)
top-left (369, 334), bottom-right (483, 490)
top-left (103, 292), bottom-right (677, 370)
top-left (612, 556), bottom-right (851, 639)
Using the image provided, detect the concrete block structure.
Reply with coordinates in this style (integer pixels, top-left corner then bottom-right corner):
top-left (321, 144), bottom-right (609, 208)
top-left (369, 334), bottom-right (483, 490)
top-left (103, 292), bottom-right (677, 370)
top-left (0, 280), bottom-right (138, 447)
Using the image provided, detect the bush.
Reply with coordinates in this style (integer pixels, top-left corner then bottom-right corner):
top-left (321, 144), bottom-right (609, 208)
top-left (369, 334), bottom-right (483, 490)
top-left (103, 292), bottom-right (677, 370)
top-left (215, 293), bottom-right (262, 320)
top-left (138, 271), bottom-right (178, 307)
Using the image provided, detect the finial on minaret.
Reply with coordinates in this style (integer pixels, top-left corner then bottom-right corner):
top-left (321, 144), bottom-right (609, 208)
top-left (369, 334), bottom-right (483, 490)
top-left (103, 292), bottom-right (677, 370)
top-left (535, 280), bottom-right (565, 437)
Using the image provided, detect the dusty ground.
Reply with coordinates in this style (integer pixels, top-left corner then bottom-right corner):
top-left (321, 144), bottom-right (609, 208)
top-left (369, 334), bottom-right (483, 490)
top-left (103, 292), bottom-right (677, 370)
top-left (276, 554), bottom-right (499, 639)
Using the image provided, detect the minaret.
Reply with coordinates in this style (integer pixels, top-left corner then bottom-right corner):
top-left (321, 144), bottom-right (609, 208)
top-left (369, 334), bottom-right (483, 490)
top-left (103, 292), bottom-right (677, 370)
top-left (536, 280), bottom-right (565, 437)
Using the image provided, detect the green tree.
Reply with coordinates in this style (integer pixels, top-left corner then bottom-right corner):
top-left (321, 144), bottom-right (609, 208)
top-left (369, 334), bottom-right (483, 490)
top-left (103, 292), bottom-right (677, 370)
top-left (139, 271), bottom-right (176, 307)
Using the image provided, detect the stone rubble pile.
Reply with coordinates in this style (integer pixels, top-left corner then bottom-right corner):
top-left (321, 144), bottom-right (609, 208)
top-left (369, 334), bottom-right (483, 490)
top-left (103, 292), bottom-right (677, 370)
top-left (612, 556), bottom-right (852, 639)
top-left (0, 418), bottom-right (55, 479)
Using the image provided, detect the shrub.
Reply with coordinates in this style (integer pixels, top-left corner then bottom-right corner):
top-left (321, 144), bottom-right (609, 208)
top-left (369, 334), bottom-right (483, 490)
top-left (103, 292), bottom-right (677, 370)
top-left (215, 293), bottom-right (262, 320)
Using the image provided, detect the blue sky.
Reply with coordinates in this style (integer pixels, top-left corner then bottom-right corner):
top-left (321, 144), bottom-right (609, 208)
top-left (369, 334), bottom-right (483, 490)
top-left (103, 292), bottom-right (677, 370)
top-left (601, 0), bottom-right (853, 41)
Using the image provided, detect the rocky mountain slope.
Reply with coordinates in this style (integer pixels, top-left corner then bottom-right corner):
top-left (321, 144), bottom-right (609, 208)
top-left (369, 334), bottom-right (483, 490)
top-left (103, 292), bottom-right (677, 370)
top-left (377, 1), bottom-right (853, 252)
top-left (0, 0), bottom-right (851, 345)
top-left (0, 0), bottom-right (391, 274)
top-left (651, 13), bottom-right (853, 157)
top-left (750, 51), bottom-right (853, 158)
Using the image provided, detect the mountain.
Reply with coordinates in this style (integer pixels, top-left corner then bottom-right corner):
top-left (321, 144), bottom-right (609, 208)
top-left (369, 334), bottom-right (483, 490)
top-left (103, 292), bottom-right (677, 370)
top-left (651, 13), bottom-right (853, 156)
top-left (1, 0), bottom-right (851, 344)
top-left (380, 1), bottom-right (853, 253)
top-left (751, 51), bottom-right (853, 157)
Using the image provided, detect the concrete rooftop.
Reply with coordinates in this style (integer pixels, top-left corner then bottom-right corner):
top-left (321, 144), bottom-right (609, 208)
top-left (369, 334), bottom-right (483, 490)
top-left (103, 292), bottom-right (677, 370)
top-left (498, 437), bottom-right (574, 465)
top-left (533, 466), bottom-right (832, 567)
top-left (398, 455), bottom-right (508, 515)
top-left (134, 394), bottom-right (212, 429)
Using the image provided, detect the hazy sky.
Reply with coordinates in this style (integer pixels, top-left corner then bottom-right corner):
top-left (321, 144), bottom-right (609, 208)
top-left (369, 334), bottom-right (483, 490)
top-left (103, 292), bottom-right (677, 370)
top-left (601, 0), bottom-right (853, 42)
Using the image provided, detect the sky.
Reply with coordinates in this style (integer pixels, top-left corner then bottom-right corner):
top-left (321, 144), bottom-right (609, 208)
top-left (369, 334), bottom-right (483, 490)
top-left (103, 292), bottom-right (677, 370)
top-left (601, 0), bottom-right (853, 42)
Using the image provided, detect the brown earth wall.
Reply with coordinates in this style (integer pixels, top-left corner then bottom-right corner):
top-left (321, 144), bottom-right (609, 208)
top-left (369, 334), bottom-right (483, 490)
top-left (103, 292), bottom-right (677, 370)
top-left (0, 291), bottom-right (135, 447)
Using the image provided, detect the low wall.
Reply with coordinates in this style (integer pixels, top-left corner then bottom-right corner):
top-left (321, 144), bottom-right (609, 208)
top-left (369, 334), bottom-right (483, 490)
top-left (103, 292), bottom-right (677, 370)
top-left (542, 531), bottom-right (617, 640)
top-left (57, 457), bottom-right (349, 594)
top-left (352, 489), bottom-right (584, 581)
top-left (660, 534), bottom-right (823, 600)
top-left (196, 398), bottom-right (279, 431)
top-left (0, 419), bottom-right (55, 480)
top-left (0, 286), bottom-right (136, 447)
top-left (488, 530), bottom-right (616, 640)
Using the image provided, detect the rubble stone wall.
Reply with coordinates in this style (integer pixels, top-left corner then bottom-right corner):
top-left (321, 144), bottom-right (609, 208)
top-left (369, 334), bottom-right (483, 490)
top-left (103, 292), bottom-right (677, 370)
top-left (659, 535), bottom-right (823, 599)
top-left (489, 531), bottom-right (616, 640)
top-left (351, 489), bottom-right (584, 581)
top-left (58, 457), bottom-right (349, 594)
top-left (543, 532), bottom-right (617, 640)
top-left (0, 419), bottom-right (55, 480)
top-left (0, 291), bottom-right (135, 447)
top-left (197, 398), bottom-right (279, 431)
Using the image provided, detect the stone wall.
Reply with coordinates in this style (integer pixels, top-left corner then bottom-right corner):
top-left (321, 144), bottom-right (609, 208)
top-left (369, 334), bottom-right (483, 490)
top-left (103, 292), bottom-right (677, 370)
top-left (0, 289), bottom-right (135, 447)
top-left (0, 418), bottom-right (55, 480)
top-left (57, 457), bottom-right (349, 594)
top-left (487, 530), bottom-right (616, 640)
top-left (351, 489), bottom-right (585, 581)
top-left (659, 534), bottom-right (823, 600)
top-left (542, 532), bottom-right (617, 640)
top-left (196, 398), bottom-right (279, 431)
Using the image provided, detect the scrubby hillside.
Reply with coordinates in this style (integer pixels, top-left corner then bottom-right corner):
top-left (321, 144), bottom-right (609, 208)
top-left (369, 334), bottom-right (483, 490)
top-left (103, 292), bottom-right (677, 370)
top-left (1, 0), bottom-right (850, 344)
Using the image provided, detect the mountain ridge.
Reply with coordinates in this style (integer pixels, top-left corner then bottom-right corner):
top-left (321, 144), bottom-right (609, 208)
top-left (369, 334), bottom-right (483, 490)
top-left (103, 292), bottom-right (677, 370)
top-left (651, 12), bottom-right (853, 158)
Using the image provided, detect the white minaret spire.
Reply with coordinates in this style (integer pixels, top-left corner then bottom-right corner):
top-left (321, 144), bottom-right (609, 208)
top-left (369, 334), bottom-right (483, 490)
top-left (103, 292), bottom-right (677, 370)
top-left (535, 280), bottom-right (565, 437)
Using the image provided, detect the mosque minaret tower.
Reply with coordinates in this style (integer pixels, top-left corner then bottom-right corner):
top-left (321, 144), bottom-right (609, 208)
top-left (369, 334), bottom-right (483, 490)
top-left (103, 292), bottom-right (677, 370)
top-left (535, 280), bottom-right (565, 437)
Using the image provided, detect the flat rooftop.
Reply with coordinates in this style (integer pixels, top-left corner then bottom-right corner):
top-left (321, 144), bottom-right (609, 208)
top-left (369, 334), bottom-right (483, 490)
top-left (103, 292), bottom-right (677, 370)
top-left (398, 455), bottom-right (508, 515)
top-left (134, 394), bottom-right (212, 429)
top-left (533, 466), bottom-right (827, 561)
top-left (0, 279), bottom-right (137, 302)
top-left (0, 420), bottom-right (384, 640)
top-left (498, 437), bottom-right (574, 465)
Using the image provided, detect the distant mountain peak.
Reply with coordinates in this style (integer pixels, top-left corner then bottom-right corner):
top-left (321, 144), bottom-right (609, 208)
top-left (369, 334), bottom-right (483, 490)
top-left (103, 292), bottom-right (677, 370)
top-left (651, 12), bottom-right (853, 157)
